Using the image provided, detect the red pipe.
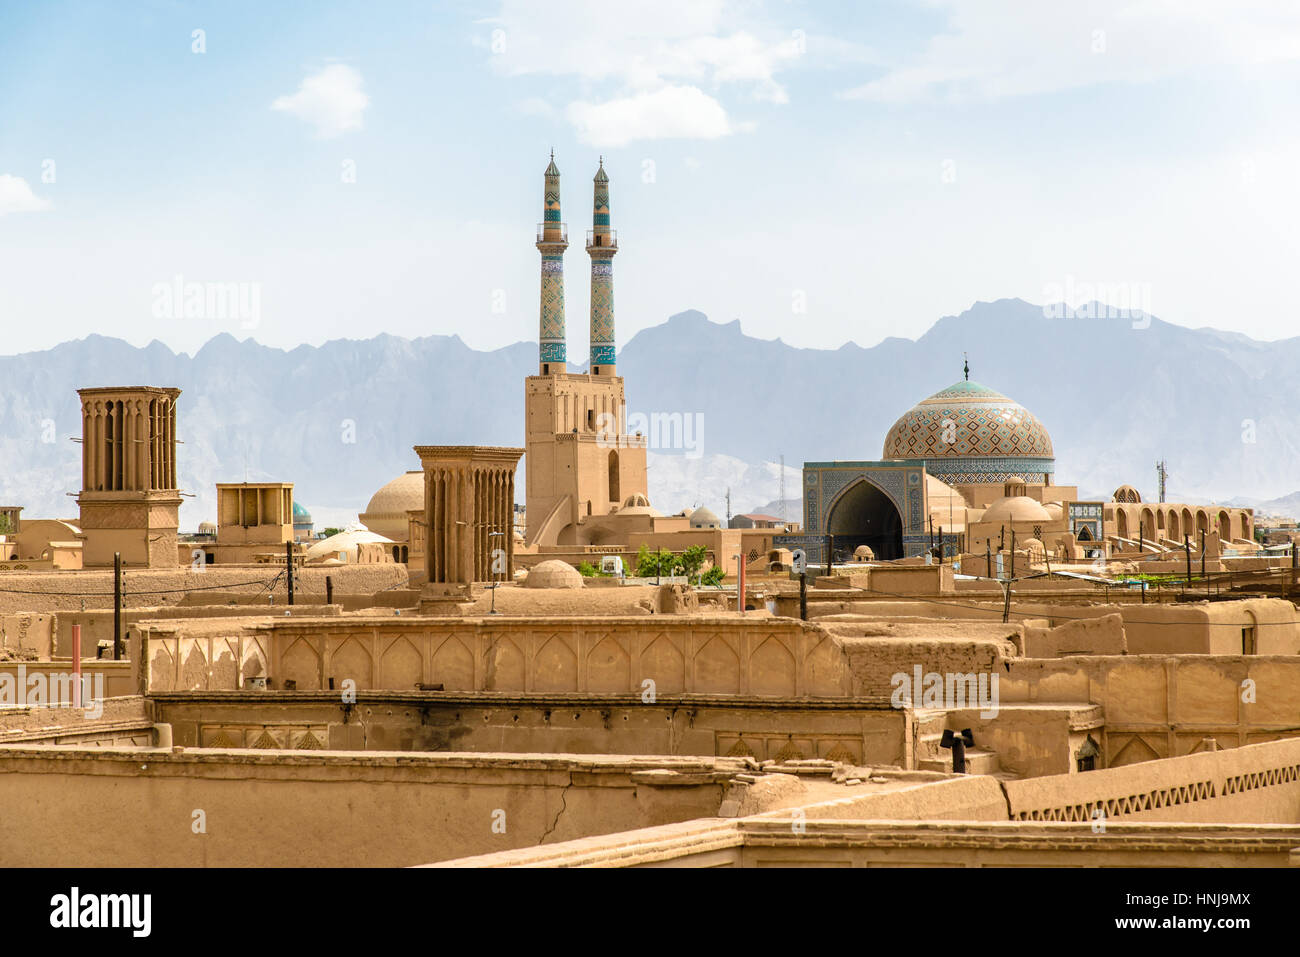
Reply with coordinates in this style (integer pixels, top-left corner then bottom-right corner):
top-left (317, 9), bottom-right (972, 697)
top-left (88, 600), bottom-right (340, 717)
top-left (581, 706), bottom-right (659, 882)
top-left (71, 623), bottom-right (82, 709)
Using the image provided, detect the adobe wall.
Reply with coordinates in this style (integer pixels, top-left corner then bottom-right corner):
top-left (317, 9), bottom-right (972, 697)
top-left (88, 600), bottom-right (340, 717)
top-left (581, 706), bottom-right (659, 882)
top-left (0, 748), bottom-right (745, 867)
top-left (788, 596), bottom-right (1299, 656)
top-left (0, 661), bottom-right (134, 702)
top-left (1004, 655), bottom-right (1300, 761)
top-left (1005, 736), bottom-right (1300, 824)
top-left (135, 615), bottom-right (856, 700)
top-left (442, 814), bottom-right (1300, 869)
top-left (52, 604), bottom-right (344, 659)
top-left (151, 693), bottom-right (907, 766)
top-left (816, 619), bottom-right (1019, 703)
top-left (1, 612), bottom-right (54, 657)
top-left (0, 564), bottom-right (408, 615)
top-left (0, 695), bottom-right (149, 742)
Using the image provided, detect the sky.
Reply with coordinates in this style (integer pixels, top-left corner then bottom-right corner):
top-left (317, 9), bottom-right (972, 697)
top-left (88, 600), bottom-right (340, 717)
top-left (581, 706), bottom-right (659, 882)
top-left (2, 0), bottom-right (1300, 358)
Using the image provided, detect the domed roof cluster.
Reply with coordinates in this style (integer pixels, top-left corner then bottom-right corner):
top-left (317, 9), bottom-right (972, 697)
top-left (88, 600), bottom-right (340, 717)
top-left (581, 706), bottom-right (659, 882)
top-left (882, 380), bottom-right (1054, 463)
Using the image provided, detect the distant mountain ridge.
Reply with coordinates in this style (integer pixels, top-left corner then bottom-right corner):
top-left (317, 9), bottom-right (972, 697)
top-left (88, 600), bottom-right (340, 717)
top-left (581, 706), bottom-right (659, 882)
top-left (3, 298), bottom-right (1297, 529)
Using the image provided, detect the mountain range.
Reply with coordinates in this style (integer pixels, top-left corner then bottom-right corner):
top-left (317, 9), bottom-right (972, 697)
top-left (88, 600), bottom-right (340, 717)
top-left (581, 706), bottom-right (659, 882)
top-left (3, 298), bottom-right (1298, 531)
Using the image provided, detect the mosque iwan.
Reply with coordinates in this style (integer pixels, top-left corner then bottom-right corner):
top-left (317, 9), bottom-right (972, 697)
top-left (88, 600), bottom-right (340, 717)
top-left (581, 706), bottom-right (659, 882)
top-left (4, 156), bottom-right (1300, 874)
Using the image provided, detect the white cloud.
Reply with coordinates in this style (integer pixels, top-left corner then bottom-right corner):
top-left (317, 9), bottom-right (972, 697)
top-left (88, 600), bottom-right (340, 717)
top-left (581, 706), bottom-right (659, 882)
top-left (271, 64), bottom-right (369, 137)
top-left (842, 1), bottom-right (1300, 103)
top-left (514, 96), bottom-right (557, 117)
top-left (0, 175), bottom-right (50, 216)
top-left (481, 0), bottom-right (830, 142)
top-left (567, 85), bottom-right (737, 147)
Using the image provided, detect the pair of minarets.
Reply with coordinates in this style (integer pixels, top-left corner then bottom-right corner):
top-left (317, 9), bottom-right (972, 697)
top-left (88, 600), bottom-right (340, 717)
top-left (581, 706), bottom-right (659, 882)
top-left (536, 152), bottom-right (618, 376)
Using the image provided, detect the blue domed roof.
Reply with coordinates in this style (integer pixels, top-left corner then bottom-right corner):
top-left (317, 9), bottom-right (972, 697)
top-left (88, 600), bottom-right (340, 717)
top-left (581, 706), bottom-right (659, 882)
top-left (882, 381), bottom-right (1054, 461)
top-left (292, 501), bottom-right (312, 521)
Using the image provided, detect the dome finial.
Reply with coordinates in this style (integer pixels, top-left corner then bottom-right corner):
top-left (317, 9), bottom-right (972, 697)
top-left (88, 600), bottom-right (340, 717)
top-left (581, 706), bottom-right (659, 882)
top-left (963, 352), bottom-right (969, 381)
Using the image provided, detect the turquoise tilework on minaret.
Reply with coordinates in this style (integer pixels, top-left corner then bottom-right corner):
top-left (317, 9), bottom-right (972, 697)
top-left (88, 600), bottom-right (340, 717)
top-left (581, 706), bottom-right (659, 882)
top-left (588, 158), bottom-right (617, 369)
top-left (537, 153), bottom-right (568, 367)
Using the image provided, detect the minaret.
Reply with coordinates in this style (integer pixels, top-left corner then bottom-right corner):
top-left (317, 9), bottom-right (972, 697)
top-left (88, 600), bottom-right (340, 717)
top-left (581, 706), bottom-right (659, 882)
top-left (536, 151), bottom-right (569, 374)
top-left (586, 157), bottom-right (618, 376)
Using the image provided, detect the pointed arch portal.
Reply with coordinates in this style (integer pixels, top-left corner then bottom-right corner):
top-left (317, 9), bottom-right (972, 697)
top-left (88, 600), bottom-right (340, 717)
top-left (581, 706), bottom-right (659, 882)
top-left (826, 479), bottom-right (904, 560)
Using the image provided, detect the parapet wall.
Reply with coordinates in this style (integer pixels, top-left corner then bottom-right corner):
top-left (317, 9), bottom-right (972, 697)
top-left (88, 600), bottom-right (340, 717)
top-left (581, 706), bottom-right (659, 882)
top-left (0, 748), bottom-right (743, 867)
top-left (136, 615), bottom-right (856, 699)
top-left (789, 596), bottom-right (1299, 655)
top-left (1004, 655), bottom-right (1300, 763)
top-left (1005, 736), bottom-right (1300, 824)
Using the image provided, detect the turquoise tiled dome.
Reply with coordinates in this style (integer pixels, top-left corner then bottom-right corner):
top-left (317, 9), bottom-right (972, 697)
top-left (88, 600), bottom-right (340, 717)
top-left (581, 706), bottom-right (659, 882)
top-left (882, 381), bottom-right (1054, 466)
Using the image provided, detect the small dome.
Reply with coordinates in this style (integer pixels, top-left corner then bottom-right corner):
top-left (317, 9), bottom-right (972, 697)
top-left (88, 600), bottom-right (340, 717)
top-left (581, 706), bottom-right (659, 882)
top-left (853, 544), bottom-right (875, 561)
top-left (197, 521), bottom-right (216, 535)
top-left (292, 501), bottom-right (312, 521)
top-left (1113, 484), bottom-right (1142, 504)
top-left (623, 493), bottom-right (651, 508)
top-left (689, 507), bottom-right (721, 528)
top-left (360, 471), bottom-right (424, 541)
top-left (523, 559), bottom-right (583, 589)
top-left (982, 496), bottom-right (1053, 524)
top-left (304, 527), bottom-right (394, 563)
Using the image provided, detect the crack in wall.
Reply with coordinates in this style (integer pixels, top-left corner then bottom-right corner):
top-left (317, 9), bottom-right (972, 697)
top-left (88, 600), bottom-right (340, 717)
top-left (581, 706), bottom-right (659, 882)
top-left (538, 777), bottom-right (571, 844)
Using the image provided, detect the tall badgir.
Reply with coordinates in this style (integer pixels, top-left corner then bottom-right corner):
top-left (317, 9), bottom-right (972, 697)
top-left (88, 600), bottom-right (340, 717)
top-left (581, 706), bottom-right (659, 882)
top-left (524, 154), bottom-right (649, 547)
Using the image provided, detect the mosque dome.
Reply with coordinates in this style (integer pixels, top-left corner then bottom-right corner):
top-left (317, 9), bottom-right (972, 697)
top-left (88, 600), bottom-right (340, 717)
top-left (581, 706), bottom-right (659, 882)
top-left (882, 380), bottom-right (1055, 484)
top-left (292, 501), bottom-right (312, 522)
top-left (689, 507), bottom-right (721, 529)
top-left (982, 496), bottom-right (1053, 525)
top-left (360, 471), bottom-right (424, 541)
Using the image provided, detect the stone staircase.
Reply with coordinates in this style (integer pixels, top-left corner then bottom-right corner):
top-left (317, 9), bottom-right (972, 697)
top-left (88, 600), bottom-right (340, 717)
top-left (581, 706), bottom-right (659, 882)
top-left (913, 707), bottom-right (1004, 776)
top-left (911, 703), bottom-right (1106, 779)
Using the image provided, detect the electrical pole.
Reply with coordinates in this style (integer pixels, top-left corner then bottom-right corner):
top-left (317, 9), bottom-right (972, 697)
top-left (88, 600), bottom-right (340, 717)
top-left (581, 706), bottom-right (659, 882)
top-left (113, 552), bottom-right (122, 660)
top-left (285, 540), bottom-right (295, 605)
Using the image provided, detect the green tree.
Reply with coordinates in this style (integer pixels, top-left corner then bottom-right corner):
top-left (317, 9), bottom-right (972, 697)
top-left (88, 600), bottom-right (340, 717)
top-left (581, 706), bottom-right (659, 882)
top-left (699, 564), bottom-right (726, 587)
top-left (679, 544), bottom-right (709, 578)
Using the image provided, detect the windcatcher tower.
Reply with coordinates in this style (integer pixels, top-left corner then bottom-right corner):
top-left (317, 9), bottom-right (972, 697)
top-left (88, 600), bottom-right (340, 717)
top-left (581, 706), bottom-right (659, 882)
top-left (76, 386), bottom-right (182, 567)
top-left (587, 157), bottom-right (618, 375)
top-left (536, 151), bottom-right (569, 374)
top-left (525, 156), bottom-right (647, 547)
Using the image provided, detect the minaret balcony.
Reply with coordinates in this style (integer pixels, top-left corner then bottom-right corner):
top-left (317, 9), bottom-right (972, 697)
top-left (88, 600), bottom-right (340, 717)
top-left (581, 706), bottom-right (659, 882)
top-left (586, 229), bottom-right (618, 250)
top-left (537, 223), bottom-right (568, 242)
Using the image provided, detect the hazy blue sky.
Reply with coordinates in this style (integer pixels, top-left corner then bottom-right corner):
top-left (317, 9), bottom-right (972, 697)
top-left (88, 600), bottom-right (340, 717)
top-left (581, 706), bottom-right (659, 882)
top-left (2, 0), bottom-right (1299, 356)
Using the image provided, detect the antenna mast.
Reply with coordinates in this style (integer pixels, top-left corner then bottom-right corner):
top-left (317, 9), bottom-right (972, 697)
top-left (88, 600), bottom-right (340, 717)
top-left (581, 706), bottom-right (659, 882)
top-left (779, 455), bottom-right (786, 523)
